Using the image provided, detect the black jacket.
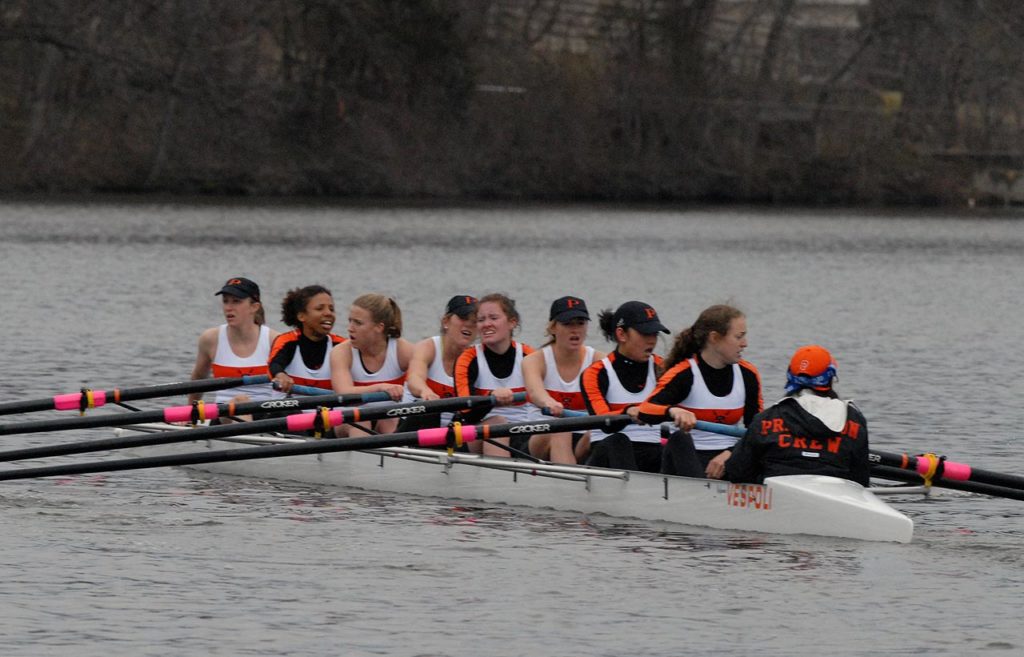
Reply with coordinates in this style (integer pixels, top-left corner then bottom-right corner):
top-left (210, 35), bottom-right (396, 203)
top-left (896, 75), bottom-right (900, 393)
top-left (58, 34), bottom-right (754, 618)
top-left (724, 394), bottom-right (870, 486)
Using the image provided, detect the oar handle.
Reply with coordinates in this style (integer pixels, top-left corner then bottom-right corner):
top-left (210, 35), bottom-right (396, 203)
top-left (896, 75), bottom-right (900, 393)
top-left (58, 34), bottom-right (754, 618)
top-left (543, 409), bottom-right (747, 439)
top-left (693, 421), bottom-right (745, 437)
top-left (541, 408), bottom-right (586, 418)
top-left (282, 383), bottom-right (340, 397)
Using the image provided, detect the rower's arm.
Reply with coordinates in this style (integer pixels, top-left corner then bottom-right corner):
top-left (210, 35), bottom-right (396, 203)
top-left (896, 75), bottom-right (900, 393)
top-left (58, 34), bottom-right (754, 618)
top-left (188, 327), bottom-right (218, 403)
top-left (405, 338), bottom-right (437, 400)
top-left (522, 350), bottom-right (558, 413)
top-left (580, 361), bottom-right (611, 416)
top-left (636, 364), bottom-right (694, 424)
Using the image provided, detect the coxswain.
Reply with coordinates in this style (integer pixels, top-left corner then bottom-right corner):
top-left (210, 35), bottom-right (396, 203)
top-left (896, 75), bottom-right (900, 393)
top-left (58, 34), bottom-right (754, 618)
top-left (724, 345), bottom-right (870, 486)
top-left (580, 301), bottom-right (669, 472)
top-left (189, 277), bottom-right (280, 409)
top-left (522, 296), bottom-right (604, 464)
top-left (399, 295), bottom-right (479, 431)
top-left (329, 293), bottom-right (414, 435)
top-left (267, 285), bottom-right (345, 393)
top-left (636, 304), bottom-right (762, 478)
top-left (453, 293), bottom-right (535, 457)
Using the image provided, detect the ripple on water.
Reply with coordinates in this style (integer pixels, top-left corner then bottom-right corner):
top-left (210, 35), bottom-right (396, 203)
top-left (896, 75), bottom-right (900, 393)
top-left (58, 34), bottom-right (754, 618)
top-left (1, 202), bottom-right (1023, 656)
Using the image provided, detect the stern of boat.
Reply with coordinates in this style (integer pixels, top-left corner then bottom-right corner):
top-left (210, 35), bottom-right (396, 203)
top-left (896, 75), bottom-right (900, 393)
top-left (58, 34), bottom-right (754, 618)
top-left (763, 475), bottom-right (914, 543)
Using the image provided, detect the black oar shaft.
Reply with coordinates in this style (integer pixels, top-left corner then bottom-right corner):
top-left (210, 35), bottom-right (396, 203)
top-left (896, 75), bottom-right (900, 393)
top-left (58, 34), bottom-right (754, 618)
top-left (871, 449), bottom-right (1024, 491)
top-left (0, 414), bottom-right (628, 482)
top-left (0, 398), bottom-right (56, 415)
top-left (871, 465), bottom-right (1024, 502)
top-left (0, 376), bottom-right (271, 417)
top-left (0, 431), bottom-right (424, 481)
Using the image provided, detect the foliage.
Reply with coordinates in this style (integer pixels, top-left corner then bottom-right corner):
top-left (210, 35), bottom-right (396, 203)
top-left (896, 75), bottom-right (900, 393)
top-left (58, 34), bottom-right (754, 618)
top-left (0, 0), bottom-right (1020, 203)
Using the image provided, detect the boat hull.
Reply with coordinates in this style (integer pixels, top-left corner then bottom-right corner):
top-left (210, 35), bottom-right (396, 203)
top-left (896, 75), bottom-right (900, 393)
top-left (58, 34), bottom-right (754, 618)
top-left (120, 426), bottom-right (913, 543)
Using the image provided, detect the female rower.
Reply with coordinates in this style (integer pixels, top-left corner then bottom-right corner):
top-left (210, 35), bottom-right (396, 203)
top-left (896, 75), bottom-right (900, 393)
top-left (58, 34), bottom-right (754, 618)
top-left (636, 304), bottom-right (762, 478)
top-left (329, 293), bottom-right (414, 435)
top-left (398, 295), bottom-right (479, 430)
top-left (522, 296), bottom-right (604, 464)
top-left (724, 345), bottom-right (869, 486)
top-left (268, 285), bottom-right (345, 393)
top-left (580, 301), bottom-right (669, 472)
top-left (189, 277), bottom-right (280, 406)
top-left (453, 293), bottom-right (535, 457)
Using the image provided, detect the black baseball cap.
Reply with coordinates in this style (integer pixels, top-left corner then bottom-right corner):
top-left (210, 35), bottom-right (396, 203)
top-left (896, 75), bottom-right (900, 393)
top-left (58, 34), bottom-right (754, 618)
top-left (215, 277), bottom-right (260, 301)
top-left (613, 300), bottom-right (669, 335)
top-left (445, 295), bottom-right (478, 318)
top-left (549, 296), bottom-right (590, 323)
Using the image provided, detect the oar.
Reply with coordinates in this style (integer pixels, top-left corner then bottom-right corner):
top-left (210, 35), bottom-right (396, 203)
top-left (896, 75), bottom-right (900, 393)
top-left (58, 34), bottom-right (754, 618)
top-left (274, 382), bottom-right (340, 397)
top-left (0, 395), bottom-right (508, 463)
top-left (686, 416), bottom-right (1024, 501)
top-left (869, 449), bottom-right (1024, 495)
top-left (0, 414), bottom-right (631, 482)
top-left (869, 464), bottom-right (1024, 502)
top-left (541, 408), bottom-right (743, 439)
top-left (0, 376), bottom-right (272, 417)
top-left (0, 391), bottom-right (391, 438)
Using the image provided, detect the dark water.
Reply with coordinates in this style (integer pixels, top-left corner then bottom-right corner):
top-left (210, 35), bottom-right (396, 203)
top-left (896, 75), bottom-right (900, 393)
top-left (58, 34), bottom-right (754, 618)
top-left (1, 200), bottom-right (1023, 656)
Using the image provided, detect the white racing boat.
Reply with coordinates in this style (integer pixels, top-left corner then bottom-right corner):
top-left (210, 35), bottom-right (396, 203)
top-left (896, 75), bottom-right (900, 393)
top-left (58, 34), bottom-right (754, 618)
top-left (116, 422), bottom-right (914, 543)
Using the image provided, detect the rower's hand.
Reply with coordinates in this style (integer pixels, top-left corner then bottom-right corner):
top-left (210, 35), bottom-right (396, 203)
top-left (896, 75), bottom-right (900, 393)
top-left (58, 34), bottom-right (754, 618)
top-left (705, 450), bottom-right (731, 479)
top-left (493, 387), bottom-right (516, 406)
top-left (273, 373), bottom-right (294, 394)
top-left (625, 406), bottom-right (643, 422)
top-left (380, 384), bottom-right (404, 401)
top-left (669, 407), bottom-right (697, 432)
top-left (544, 401), bottom-right (565, 417)
top-left (419, 389), bottom-right (440, 401)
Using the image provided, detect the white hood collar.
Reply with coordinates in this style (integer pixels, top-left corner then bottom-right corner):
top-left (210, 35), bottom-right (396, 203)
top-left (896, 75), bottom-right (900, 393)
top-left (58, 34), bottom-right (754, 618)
top-left (786, 388), bottom-right (849, 432)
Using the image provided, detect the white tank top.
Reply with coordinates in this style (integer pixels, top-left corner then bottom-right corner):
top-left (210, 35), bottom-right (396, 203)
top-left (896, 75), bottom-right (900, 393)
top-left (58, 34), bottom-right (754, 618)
top-left (401, 336), bottom-right (458, 424)
top-left (474, 343), bottom-right (536, 424)
top-left (284, 341), bottom-right (333, 390)
top-left (679, 357), bottom-right (746, 450)
top-left (596, 356), bottom-right (661, 444)
top-left (211, 324), bottom-right (280, 403)
top-left (539, 345), bottom-right (594, 411)
top-left (351, 338), bottom-right (406, 386)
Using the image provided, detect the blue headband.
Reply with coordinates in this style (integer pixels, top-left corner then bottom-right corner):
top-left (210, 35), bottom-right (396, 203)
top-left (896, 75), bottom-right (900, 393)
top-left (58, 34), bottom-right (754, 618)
top-left (785, 366), bottom-right (837, 394)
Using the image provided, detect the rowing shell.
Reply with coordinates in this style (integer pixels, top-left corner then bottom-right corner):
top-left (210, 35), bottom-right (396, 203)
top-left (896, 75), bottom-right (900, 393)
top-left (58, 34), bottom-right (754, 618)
top-left (116, 423), bottom-right (914, 543)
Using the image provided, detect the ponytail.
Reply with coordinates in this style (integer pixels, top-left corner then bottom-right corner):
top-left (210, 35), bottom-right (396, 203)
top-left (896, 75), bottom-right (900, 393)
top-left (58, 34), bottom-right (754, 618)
top-left (597, 309), bottom-right (617, 342)
top-left (663, 304), bottom-right (744, 371)
top-left (353, 293), bottom-right (403, 338)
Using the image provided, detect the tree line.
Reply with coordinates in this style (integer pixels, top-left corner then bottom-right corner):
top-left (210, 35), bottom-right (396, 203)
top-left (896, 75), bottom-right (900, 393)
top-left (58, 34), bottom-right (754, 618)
top-left (2, 0), bottom-right (1023, 204)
